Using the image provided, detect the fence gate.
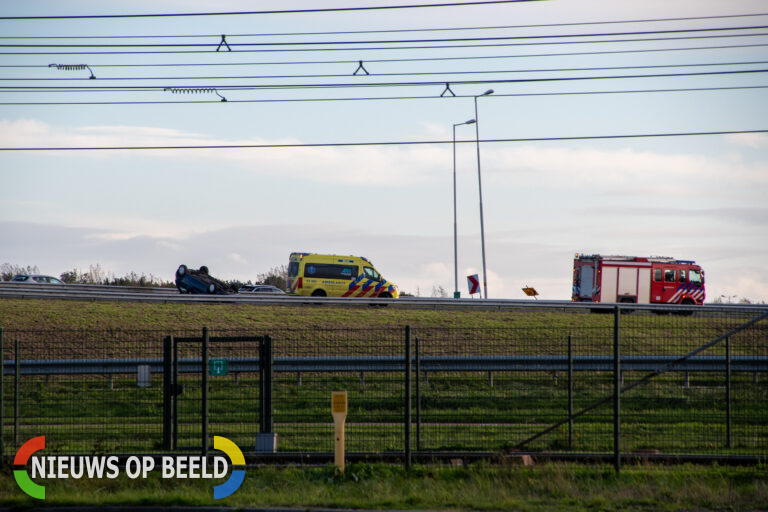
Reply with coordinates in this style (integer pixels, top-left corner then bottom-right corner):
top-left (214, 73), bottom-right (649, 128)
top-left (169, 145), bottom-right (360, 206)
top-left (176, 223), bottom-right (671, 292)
top-left (163, 328), bottom-right (272, 454)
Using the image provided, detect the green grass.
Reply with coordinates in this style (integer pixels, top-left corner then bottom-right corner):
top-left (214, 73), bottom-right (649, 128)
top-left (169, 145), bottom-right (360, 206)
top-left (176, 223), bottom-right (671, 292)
top-left (1, 462), bottom-right (767, 510)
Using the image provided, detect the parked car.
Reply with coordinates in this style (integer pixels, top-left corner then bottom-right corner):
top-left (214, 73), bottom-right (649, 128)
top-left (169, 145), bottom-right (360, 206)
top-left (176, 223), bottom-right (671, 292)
top-left (10, 274), bottom-right (64, 284)
top-left (238, 284), bottom-right (286, 294)
top-left (175, 265), bottom-right (232, 294)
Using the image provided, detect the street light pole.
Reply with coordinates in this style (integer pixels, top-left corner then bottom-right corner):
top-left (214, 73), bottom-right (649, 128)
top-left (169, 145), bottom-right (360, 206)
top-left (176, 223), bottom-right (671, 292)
top-left (474, 89), bottom-right (494, 299)
top-left (453, 119), bottom-right (476, 299)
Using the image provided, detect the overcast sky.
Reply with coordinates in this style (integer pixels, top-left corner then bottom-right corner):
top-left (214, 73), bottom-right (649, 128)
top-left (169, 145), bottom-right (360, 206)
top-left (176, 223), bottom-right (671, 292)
top-left (1, 0), bottom-right (767, 301)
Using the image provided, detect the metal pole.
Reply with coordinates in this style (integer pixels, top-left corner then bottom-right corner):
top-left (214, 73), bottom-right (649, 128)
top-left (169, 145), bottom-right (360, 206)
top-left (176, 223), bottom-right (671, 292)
top-left (14, 338), bottom-right (20, 446)
top-left (415, 336), bottom-right (421, 452)
top-left (613, 306), bottom-right (621, 473)
top-left (568, 333), bottom-right (573, 450)
top-left (163, 336), bottom-right (172, 451)
top-left (474, 91), bottom-right (492, 298)
top-left (726, 336), bottom-right (731, 449)
top-left (404, 325), bottom-right (412, 470)
top-left (264, 335), bottom-right (274, 433)
top-left (172, 336), bottom-right (178, 450)
top-left (453, 123), bottom-right (459, 298)
top-left (202, 327), bottom-right (209, 457)
top-left (0, 327), bottom-right (4, 469)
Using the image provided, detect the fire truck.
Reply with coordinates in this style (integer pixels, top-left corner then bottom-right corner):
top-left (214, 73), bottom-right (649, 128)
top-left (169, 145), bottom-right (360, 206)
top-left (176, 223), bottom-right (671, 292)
top-left (572, 254), bottom-right (705, 305)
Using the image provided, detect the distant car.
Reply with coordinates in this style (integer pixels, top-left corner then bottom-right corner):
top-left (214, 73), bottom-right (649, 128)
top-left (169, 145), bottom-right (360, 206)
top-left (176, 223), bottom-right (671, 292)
top-left (238, 284), bottom-right (286, 295)
top-left (10, 274), bottom-right (64, 284)
top-left (175, 265), bottom-right (232, 294)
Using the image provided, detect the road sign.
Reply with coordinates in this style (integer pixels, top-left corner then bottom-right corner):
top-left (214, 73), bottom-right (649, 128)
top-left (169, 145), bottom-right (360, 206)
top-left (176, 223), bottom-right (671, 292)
top-left (467, 274), bottom-right (480, 295)
top-left (209, 358), bottom-right (228, 376)
top-left (522, 286), bottom-right (539, 299)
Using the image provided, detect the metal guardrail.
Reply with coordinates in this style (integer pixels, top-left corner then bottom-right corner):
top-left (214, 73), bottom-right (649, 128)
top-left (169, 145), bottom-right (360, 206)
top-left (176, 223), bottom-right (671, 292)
top-left (4, 355), bottom-right (768, 376)
top-left (2, 282), bottom-right (768, 313)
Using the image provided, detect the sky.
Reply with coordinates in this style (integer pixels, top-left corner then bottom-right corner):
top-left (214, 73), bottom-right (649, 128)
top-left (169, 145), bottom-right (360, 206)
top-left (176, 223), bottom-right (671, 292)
top-left (0, 0), bottom-right (767, 301)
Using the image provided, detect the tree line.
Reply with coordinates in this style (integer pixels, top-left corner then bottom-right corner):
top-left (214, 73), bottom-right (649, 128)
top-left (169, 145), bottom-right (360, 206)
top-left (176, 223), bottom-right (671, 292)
top-left (1, 262), bottom-right (289, 291)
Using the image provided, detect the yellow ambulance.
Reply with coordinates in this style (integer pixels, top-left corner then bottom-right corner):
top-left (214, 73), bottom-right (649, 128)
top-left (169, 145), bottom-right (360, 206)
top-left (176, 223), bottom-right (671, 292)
top-left (286, 253), bottom-right (399, 298)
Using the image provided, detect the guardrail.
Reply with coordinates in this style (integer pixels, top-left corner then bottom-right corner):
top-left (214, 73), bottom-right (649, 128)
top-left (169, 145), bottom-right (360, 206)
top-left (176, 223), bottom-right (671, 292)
top-left (2, 282), bottom-right (768, 313)
top-left (4, 355), bottom-right (768, 376)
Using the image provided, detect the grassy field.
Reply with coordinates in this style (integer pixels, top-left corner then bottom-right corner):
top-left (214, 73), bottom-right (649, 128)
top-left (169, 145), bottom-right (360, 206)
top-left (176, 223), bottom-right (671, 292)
top-left (1, 462), bottom-right (767, 511)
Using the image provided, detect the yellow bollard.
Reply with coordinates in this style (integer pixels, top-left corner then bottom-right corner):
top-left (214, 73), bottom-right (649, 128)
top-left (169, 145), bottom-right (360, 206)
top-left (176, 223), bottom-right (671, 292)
top-left (331, 391), bottom-right (348, 472)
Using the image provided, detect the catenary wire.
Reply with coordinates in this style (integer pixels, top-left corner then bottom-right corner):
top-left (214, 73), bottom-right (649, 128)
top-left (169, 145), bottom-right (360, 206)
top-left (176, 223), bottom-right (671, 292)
top-left (3, 31), bottom-right (768, 55)
top-left (3, 42), bottom-right (768, 68)
top-left (1, 85), bottom-right (766, 106)
top-left (2, 68), bottom-right (767, 92)
top-left (2, 25), bottom-right (767, 48)
top-left (2, 13), bottom-right (766, 39)
top-left (0, 1), bottom-right (540, 20)
top-left (2, 130), bottom-right (766, 151)
top-left (6, 60), bottom-right (768, 81)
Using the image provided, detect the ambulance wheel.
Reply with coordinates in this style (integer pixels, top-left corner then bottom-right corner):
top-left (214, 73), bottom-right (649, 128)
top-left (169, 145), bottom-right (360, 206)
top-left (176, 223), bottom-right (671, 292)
top-left (311, 289), bottom-right (326, 297)
top-left (378, 292), bottom-right (392, 299)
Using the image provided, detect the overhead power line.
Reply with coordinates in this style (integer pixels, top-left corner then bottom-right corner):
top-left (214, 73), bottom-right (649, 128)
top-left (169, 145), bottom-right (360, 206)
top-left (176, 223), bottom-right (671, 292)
top-left (3, 42), bottom-right (768, 69)
top-left (5, 60), bottom-right (767, 81)
top-left (2, 130), bottom-right (766, 151)
top-left (2, 85), bottom-right (766, 106)
top-left (2, 13), bottom-right (766, 39)
top-left (0, 1), bottom-right (539, 20)
top-left (2, 25), bottom-right (767, 48)
top-left (3, 68), bottom-right (767, 93)
top-left (4, 31), bottom-right (768, 55)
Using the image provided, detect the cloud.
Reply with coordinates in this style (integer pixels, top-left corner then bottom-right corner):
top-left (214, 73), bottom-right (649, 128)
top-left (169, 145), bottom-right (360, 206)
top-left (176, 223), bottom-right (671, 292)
top-left (725, 133), bottom-right (768, 148)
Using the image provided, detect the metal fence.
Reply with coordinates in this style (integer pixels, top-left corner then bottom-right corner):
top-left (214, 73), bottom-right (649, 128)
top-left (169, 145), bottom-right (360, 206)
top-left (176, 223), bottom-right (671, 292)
top-left (1, 303), bottom-right (767, 465)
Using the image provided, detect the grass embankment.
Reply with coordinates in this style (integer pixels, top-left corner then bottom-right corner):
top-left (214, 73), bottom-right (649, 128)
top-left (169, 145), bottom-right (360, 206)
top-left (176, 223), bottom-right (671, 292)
top-left (1, 462), bottom-right (767, 511)
top-left (0, 297), bottom-right (591, 331)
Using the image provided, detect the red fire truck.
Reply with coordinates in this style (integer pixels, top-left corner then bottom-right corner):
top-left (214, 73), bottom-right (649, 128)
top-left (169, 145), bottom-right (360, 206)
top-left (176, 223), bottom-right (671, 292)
top-left (572, 254), bottom-right (706, 305)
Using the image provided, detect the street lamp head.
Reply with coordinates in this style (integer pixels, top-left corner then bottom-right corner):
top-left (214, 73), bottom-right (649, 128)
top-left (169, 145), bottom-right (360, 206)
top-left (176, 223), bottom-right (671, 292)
top-left (465, 119), bottom-right (476, 125)
top-left (482, 89), bottom-right (494, 96)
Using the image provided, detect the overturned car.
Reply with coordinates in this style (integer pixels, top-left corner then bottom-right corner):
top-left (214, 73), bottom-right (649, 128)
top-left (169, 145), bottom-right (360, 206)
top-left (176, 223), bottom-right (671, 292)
top-left (175, 265), bottom-right (233, 294)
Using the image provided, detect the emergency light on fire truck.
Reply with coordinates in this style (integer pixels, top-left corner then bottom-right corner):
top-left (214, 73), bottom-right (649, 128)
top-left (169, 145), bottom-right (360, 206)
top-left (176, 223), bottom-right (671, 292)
top-left (572, 254), bottom-right (705, 305)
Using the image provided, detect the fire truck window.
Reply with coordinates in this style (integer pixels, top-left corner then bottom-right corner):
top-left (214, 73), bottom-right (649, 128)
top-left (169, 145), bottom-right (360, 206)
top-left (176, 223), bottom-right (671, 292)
top-left (679, 270), bottom-right (686, 282)
top-left (690, 270), bottom-right (702, 285)
top-left (653, 269), bottom-right (662, 281)
top-left (664, 269), bottom-right (676, 282)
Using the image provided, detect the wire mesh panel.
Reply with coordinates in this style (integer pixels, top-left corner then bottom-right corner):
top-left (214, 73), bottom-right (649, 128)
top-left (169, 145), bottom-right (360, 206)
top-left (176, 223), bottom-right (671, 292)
top-left (0, 329), bottom-right (166, 455)
top-left (269, 327), bottom-right (405, 453)
top-left (619, 306), bottom-right (768, 455)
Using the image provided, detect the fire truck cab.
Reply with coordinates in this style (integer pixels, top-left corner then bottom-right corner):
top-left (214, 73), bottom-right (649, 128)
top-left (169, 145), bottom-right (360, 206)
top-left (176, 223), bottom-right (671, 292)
top-left (572, 254), bottom-right (705, 305)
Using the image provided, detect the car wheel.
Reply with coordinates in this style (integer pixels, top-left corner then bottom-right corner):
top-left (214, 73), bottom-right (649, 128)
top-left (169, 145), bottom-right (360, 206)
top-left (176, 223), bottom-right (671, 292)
top-left (207, 283), bottom-right (216, 294)
top-left (177, 264), bottom-right (187, 277)
top-left (200, 266), bottom-right (209, 275)
top-left (311, 289), bottom-right (327, 297)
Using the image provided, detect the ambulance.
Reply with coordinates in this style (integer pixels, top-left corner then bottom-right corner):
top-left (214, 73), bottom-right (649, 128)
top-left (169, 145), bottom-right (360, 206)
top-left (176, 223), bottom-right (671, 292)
top-left (572, 254), bottom-right (705, 305)
top-left (286, 253), bottom-right (399, 298)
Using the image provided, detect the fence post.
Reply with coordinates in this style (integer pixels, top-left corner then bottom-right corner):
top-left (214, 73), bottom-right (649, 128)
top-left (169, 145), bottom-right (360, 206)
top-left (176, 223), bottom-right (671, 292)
top-left (415, 336), bottom-right (421, 452)
top-left (202, 327), bottom-right (209, 457)
top-left (14, 338), bottom-right (20, 447)
top-left (163, 335), bottom-right (172, 451)
top-left (259, 335), bottom-right (274, 434)
top-left (404, 325), bottom-right (412, 470)
top-left (0, 327), bottom-right (3, 469)
top-left (613, 306), bottom-right (621, 473)
top-left (726, 336), bottom-right (732, 449)
top-left (172, 336), bottom-right (178, 450)
top-left (568, 333), bottom-right (573, 450)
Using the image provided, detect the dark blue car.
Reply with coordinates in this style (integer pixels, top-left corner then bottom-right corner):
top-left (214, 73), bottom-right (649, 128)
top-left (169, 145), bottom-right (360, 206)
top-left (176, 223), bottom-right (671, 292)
top-left (175, 265), bottom-right (232, 294)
